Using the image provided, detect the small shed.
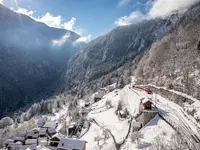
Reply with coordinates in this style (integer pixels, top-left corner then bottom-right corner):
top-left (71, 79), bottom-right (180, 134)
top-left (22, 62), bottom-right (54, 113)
top-left (37, 119), bottom-right (45, 128)
top-left (140, 98), bottom-right (153, 111)
top-left (25, 139), bottom-right (38, 145)
top-left (57, 138), bottom-right (86, 150)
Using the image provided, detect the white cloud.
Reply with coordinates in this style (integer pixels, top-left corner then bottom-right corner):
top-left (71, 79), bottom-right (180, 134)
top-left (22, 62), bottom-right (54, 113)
top-left (115, 11), bottom-right (145, 26)
top-left (63, 17), bottom-right (76, 31)
top-left (76, 34), bottom-right (92, 43)
top-left (0, 0), bottom-right (3, 4)
top-left (148, 0), bottom-right (199, 18)
top-left (14, 7), bottom-right (35, 16)
top-left (115, 0), bottom-right (199, 26)
top-left (35, 12), bottom-right (62, 28)
top-left (12, 7), bottom-right (92, 42)
top-left (52, 33), bottom-right (70, 46)
top-left (118, 0), bottom-right (131, 7)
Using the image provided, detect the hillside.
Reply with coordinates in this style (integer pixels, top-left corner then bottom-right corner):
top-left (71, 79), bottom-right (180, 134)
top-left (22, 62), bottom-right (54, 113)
top-left (135, 2), bottom-right (200, 100)
top-left (64, 15), bottom-right (179, 91)
top-left (0, 4), bottom-right (81, 118)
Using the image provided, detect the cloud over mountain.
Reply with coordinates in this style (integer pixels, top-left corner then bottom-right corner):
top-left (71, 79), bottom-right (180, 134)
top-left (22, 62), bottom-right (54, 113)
top-left (115, 0), bottom-right (199, 26)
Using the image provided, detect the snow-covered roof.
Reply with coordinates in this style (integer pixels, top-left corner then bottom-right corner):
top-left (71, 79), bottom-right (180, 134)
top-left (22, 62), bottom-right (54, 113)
top-left (14, 136), bottom-right (25, 142)
top-left (39, 128), bottom-right (47, 135)
top-left (57, 138), bottom-right (86, 150)
top-left (19, 131), bottom-right (27, 137)
top-left (37, 119), bottom-right (45, 127)
top-left (25, 139), bottom-right (37, 145)
top-left (38, 137), bottom-right (48, 145)
top-left (47, 127), bottom-right (56, 134)
top-left (43, 121), bottom-right (57, 129)
top-left (140, 97), bottom-right (152, 104)
top-left (7, 142), bottom-right (21, 148)
top-left (5, 139), bottom-right (14, 144)
top-left (20, 144), bottom-right (37, 150)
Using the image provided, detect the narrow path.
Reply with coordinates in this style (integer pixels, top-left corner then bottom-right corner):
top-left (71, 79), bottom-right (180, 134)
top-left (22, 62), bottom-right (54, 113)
top-left (91, 117), bottom-right (133, 150)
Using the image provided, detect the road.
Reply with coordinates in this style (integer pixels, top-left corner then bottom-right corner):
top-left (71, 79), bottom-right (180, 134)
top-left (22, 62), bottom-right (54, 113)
top-left (132, 87), bottom-right (200, 150)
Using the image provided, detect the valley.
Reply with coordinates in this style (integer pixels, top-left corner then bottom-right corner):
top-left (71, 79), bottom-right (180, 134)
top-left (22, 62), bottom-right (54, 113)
top-left (1, 0), bottom-right (200, 150)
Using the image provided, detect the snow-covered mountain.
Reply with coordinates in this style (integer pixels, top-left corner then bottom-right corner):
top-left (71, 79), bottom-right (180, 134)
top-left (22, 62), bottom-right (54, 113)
top-left (135, 1), bottom-right (200, 100)
top-left (64, 13), bottom-right (179, 93)
top-left (0, 4), bottom-right (81, 117)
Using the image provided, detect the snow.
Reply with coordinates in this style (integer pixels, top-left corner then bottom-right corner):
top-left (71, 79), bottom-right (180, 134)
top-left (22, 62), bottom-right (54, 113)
top-left (6, 82), bottom-right (192, 150)
top-left (122, 115), bottom-right (175, 150)
top-left (79, 84), bottom-right (177, 150)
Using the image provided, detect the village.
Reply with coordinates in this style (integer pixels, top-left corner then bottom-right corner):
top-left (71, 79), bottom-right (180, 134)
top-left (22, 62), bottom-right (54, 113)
top-left (3, 83), bottom-right (161, 150)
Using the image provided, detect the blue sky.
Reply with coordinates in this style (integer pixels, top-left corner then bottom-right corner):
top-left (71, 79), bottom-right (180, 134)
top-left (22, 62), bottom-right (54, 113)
top-left (0, 0), bottom-right (198, 42)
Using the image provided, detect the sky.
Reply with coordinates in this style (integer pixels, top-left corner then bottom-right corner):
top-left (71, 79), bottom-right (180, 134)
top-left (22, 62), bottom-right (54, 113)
top-left (0, 0), bottom-right (199, 42)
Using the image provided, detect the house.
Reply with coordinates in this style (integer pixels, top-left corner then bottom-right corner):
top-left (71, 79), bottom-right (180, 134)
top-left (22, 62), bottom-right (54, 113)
top-left (139, 98), bottom-right (153, 112)
top-left (38, 137), bottom-right (48, 146)
top-left (37, 119), bottom-right (45, 128)
top-left (47, 127), bottom-right (57, 136)
top-left (7, 143), bottom-right (21, 150)
top-left (18, 131), bottom-right (27, 137)
top-left (20, 144), bottom-right (37, 150)
top-left (39, 128), bottom-right (48, 138)
top-left (43, 121), bottom-right (58, 129)
top-left (50, 136), bottom-right (60, 147)
top-left (14, 136), bottom-right (26, 144)
top-left (68, 122), bottom-right (77, 136)
top-left (5, 139), bottom-right (14, 148)
top-left (57, 138), bottom-right (86, 150)
top-left (25, 139), bottom-right (38, 145)
top-left (26, 129), bottom-right (39, 139)
top-left (49, 133), bottom-right (65, 147)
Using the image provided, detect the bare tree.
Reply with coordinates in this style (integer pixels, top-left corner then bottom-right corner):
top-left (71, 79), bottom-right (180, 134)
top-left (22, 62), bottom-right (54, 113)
top-left (94, 135), bottom-right (102, 149)
top-left (151, 136), bottom-right (168, 150)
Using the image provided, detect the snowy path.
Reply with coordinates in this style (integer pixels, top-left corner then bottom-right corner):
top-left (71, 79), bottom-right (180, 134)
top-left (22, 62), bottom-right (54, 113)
top-left (120, 86), bottom-right (141, 116)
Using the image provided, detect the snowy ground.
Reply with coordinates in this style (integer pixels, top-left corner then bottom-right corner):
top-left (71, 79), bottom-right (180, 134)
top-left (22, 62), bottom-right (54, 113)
top-left (122, 114), bottom-right (175, 150)
top-left (79, 85), bottom-right (176, 150)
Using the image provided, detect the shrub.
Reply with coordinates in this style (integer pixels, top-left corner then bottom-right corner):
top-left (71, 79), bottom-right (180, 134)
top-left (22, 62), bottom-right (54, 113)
top-left (0, 117), bottom-right (13, 129)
